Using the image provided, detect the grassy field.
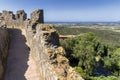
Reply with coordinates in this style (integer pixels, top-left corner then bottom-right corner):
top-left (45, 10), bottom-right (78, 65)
top-left (55, 26), bottom-right (120, 47)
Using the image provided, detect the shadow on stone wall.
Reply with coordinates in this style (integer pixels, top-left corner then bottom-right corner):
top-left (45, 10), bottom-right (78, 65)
top-left (4, 29), bottom-right (29, 80)
top-left (0, 28), bottom-right (9, 80)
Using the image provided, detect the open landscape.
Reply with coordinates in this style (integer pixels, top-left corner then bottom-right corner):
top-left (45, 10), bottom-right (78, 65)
top-left (0, 0), bottom-right (120, 80)
top-left (55, 23), bottom-right (120, 79)
top-left (55, 23), bottom-right (120, 46)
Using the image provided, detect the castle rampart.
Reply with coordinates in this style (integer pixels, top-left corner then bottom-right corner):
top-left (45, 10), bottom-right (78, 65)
top-left (0, 9), bottom-right (83, 80)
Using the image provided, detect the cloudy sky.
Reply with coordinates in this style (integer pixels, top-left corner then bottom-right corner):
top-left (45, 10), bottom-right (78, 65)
top-left (0, 0), bottom-right (120, 22)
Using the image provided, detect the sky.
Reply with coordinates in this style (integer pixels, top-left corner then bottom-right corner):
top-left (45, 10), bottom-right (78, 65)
top-left (0, 0), bottom-right (120, 22)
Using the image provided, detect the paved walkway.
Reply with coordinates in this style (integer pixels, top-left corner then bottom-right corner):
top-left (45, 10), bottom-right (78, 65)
top-left (4, 29), bottom-right (42, 80)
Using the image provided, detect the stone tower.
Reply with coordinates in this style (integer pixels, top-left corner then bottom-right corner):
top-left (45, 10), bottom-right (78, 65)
top-left (30, 9), bottom-right (44, 23)
top-left (16, 10), bottom-right (27, 21)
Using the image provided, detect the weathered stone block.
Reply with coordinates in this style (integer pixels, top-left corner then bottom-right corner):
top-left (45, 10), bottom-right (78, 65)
top-left (16, 10), bottom-right (27, 20)
top-left (2, 10), bottom-right (15, 20)
top-left (30, 9), bottom-right (44, 23)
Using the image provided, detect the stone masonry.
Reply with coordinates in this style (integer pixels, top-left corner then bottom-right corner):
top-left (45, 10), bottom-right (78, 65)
top-left (0, 28), bottom-right (9, 80)
top-left (0, 9), bottom-right (84, 80)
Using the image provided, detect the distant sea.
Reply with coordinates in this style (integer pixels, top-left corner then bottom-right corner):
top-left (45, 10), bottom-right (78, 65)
top-left (45, 22), bottom-right (120, 26)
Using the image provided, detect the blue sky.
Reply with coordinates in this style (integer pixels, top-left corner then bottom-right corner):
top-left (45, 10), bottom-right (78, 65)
top-left (0, 0), bottom-right (120, 22)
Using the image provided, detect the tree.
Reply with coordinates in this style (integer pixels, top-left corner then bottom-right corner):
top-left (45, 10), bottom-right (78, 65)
top-left (104, 48), bottom-right (120, 76)
top-left (114, 48), bottom-right (120, 76)
top-left (60, 38), bottom-right (77, 58)
top-left (72, 32), bottom-right (99, 75)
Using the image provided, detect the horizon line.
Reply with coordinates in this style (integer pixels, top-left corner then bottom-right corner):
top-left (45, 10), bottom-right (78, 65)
top-left (45, 21), bottom-right (120, 22)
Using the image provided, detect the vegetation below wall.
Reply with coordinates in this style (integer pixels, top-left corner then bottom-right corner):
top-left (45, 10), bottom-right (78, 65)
top-left (55, 26), bottom-right (120, 80)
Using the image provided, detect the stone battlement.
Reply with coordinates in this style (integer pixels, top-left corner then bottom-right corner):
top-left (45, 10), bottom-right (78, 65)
top-left (0, 9), bottom-right (44, 28)
top-left (0, 9), bottom-right (83, 80)
top-left (0, 9), bottom-right (43, 22)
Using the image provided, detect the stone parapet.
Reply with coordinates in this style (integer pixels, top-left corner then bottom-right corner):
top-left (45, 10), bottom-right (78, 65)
top-left (0, 9), bottom-right (83, 80)
top-left (0, 28), bottom-right (9, 80)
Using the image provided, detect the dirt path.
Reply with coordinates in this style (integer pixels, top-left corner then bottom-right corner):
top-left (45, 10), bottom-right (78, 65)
top-left (4, 29), bottom-right (42, 80)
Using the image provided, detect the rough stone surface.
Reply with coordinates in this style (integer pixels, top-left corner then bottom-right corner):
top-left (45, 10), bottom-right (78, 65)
top-left (0, 9), bottom-right (84, 80)
top-left (16, 10), bottom-right (27, 21)
top-left (0, 28), bottom-right (9, 80)
top-left (2, 11), bottom-right (15, 20)
top-left (30, 9), bottom-right (44, 24)
top-left (26, 24), bottom-right (83, 80)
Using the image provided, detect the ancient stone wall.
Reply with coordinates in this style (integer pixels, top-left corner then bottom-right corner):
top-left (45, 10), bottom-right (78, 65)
top-left (30, 9), bottom-right (44, 24)
top-left (0, 28), bottom-right (9, 80)
top-left (16, 10), bottom-right (27, 21)
top-left (25, 23), bottom-right (83, 80)
top-left (0, 9), bottom-right (43, 28)
top-left (0, 9), bottom-right (83, 80)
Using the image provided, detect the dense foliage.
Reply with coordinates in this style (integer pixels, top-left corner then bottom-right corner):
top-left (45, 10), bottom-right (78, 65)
top-left (104, 48), bottom-right (120, 76)
top-left (60, 32), bottom-right (120, 80)
top-left (72, 32), bottom-right (99, 75)
top-left (90, 76), bottom-right (118, 80)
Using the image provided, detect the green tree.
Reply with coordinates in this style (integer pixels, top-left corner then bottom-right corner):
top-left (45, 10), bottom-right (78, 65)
top-left (104, 48), bottom-right (120, 76)
top-left (91, 76), bottom-right (118, 80)
top-left (60, 38), bottom-right (77, 58)
top-left (114, 48), bottom-right (120, 76)
top-left (72, 32), bottom-right (99, 75)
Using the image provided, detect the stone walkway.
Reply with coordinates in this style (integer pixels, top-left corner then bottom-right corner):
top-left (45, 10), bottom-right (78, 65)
top-left (4, 29), bottom-right (42, 80)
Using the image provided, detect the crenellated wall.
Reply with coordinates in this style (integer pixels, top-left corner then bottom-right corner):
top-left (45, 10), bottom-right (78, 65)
top-left (0, 28), bottom-right (9, 80)
top-left (0, 9), bottom-right (84, 80)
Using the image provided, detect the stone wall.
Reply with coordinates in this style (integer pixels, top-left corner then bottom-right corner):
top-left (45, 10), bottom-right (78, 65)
top-left (0, 28), bottom-right (9, 80)
top-left (0, 9), bottom-right (43, 29)
top-left (25, 23), bottom-right (83, 80)
top-left (30, 9), bottom-right (44, 24)
top-left (0, 9), bottom-right (83, 80)
top-left (23, 17), bottom-right (83, 79)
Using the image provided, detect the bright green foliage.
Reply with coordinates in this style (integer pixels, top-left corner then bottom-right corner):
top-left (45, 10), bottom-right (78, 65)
top-left (60, 32), bottom-right (120, 79)
top-left (104, 48), bottom-right (120, 76)
top-left (90, 76), bottom-right (118, 80)
top-left (72, 32), bottom-right (99, 75)
top-left (75, 67), bottom-right (90, 79)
